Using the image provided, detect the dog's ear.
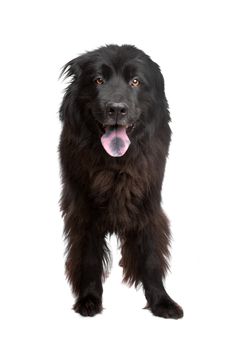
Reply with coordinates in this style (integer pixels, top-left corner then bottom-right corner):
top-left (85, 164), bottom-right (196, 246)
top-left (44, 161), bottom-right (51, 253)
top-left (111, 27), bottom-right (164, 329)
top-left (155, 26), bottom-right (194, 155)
top-left (152, 62), bottom-right (166, 101)
top-left (151, 62), bottom-right (171, 127)
top-left (60, 58), bottom-right (81, 78)
top-left (59, 87), bottom-right (76, 124)
top-left (60, 50), bottom-right (95, 81)
top-left (59, 57), bottom-right (82, 125)
top-left (60, 57), bottom-right (82, 81)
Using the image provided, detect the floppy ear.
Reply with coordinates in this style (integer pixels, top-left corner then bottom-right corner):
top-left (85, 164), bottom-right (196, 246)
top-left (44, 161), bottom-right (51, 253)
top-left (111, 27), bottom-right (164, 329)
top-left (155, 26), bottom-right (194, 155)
top-left (60, 57), bottom-right (82, 80)
top-left (59, 57), bottom-right (82, 125)
top-left (152, 62), bottom-right (171, 125)
top-left (152, 62), bottom-right (166, 101)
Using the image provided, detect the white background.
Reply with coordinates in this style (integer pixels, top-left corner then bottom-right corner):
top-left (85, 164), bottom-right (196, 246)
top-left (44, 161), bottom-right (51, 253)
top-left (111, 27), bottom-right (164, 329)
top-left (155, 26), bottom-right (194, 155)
top-left (0, 0), bottom-right (232, 349)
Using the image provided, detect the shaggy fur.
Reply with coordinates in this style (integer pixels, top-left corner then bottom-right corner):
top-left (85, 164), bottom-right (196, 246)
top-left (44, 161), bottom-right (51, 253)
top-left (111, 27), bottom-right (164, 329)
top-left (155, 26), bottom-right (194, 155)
top-left (59, 44), bottom-right (183, 318)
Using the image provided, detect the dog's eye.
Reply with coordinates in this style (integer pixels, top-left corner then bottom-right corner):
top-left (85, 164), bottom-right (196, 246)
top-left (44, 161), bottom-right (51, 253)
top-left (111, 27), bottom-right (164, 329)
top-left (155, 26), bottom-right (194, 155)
top-left (130, 78), bottom-right (140, 87)
top-left (95, 77), bottom-right (104, 85)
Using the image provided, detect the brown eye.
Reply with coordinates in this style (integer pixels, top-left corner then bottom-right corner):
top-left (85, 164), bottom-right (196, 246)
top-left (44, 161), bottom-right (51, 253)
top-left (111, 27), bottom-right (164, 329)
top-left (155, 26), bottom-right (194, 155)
top-left (130, 78), bottom-right (140, 87)
top-left (95, 77), bottom-right (104, 85)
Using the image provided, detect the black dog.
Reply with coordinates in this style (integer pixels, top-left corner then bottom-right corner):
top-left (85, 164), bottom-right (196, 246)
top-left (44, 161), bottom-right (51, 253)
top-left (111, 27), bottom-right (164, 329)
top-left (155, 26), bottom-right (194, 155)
top-left (59, 44), bottom-right (183, 319)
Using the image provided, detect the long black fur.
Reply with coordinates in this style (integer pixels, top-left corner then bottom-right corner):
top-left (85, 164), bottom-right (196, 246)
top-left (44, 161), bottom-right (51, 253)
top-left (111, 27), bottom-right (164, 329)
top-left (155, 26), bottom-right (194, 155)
top-left (59, 44), bottom-right (183, 318)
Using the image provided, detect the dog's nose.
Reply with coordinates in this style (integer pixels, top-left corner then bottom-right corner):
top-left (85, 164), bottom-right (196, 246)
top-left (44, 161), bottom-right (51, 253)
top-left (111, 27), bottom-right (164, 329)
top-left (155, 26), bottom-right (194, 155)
top-left (106, 102), bottom-right (128, 119)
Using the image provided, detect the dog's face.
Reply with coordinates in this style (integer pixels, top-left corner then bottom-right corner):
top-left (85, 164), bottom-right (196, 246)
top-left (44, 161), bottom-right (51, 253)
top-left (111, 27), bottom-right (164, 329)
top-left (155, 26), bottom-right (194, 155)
top-left (61, 45), bottom-right (168, 157)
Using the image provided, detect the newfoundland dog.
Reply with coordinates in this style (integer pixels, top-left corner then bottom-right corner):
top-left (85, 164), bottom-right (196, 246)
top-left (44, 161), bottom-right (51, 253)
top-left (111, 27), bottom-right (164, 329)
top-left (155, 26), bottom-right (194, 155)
top-left (59, 44), bottom-right (183, 319)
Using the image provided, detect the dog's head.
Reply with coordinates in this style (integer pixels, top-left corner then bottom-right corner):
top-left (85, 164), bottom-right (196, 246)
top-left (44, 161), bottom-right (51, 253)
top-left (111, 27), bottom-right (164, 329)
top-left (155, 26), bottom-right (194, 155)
top-left (60, 45), bottom-right (170, 157)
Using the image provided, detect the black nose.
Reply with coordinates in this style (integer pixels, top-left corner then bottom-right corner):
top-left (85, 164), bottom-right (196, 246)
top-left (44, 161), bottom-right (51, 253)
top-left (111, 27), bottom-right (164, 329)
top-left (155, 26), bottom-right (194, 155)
top-left (106, 102), bottom-right (128, 119)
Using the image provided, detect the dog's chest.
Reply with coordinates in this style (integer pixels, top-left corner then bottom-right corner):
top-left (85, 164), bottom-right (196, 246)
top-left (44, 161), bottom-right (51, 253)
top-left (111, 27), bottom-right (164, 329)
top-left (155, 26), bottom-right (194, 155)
top-left (89, 168), bottom-right (150, 227)
top-left (90, 169), bottom-right (137, 202)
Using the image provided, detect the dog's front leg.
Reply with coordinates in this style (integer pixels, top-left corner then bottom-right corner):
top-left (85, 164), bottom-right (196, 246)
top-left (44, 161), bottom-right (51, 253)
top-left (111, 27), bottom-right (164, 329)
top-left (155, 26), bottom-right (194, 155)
top-left (120, 208), bottom-right (183, 319)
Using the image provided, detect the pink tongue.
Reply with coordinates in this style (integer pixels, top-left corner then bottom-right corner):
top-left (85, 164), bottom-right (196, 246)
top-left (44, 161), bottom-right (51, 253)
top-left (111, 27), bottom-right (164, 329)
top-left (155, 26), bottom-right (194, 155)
top-left (101, 125), bottom-right (131, 157)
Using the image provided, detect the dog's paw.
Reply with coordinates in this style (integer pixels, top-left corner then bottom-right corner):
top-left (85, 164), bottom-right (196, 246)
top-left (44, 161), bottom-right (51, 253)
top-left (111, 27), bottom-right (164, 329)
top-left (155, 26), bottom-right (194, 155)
top-left (73, 295), bottom-right (103, 317)
top-left (150, 296), bottom-right (183, 319)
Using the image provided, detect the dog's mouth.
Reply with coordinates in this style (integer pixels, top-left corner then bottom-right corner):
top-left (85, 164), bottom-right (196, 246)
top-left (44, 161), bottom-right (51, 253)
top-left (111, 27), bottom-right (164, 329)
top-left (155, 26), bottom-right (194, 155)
top-left (96, 121), bottom-right (135, 134)
top-left (95, 121), bottom-right (135, 157)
